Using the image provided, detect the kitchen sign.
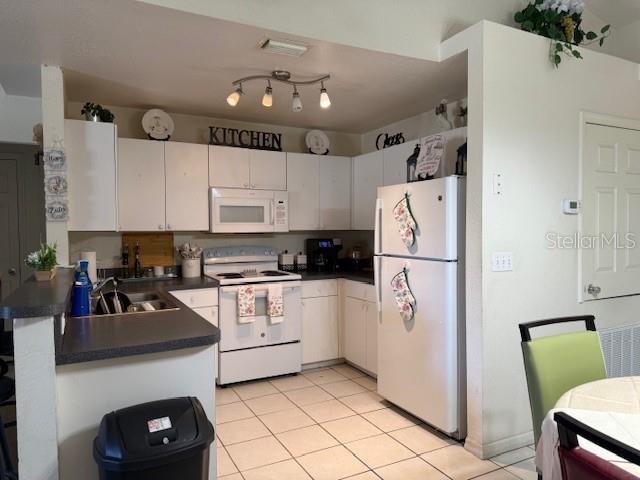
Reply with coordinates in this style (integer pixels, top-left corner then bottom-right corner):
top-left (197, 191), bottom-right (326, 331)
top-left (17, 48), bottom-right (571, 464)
top-left (209, 126), bottom-right (283, 151)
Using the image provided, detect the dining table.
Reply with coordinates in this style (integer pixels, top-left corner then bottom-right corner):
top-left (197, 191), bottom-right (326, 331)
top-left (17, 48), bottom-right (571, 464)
top-left (535, 376), bottom-right (640, 479)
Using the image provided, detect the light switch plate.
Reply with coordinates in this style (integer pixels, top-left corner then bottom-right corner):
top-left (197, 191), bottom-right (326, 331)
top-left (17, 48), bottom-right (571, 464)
top-left (492, 252), bottom-right (513, 272)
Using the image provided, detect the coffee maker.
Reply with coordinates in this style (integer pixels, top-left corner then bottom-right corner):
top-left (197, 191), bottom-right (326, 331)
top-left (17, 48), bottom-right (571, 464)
top-left (306, 238), bottom-right (342, 272)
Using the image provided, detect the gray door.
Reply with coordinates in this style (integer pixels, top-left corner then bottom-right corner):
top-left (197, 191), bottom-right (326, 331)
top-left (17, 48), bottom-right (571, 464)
top-left (0, 159), bottom-right (20, 299)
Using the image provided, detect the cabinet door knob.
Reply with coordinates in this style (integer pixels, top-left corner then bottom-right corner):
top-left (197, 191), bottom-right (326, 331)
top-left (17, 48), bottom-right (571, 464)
top-left (260, 332), bottom-right (266, 338)
top-left (158, 224), bottom-right (164, 230)
top-left (167, 224), bottom-right (172, 230)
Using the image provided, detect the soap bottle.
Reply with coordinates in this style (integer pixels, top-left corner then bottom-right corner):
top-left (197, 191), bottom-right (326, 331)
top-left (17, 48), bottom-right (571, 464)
top-left (134, 241), bottom-right (142, 278)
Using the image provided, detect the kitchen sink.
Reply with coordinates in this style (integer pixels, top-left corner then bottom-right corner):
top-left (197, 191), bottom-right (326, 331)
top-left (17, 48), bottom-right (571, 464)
top-left (84, 290), bottom-right (180, 318)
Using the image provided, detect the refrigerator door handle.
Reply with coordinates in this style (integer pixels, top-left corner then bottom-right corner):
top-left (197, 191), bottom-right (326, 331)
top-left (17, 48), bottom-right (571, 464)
top-left (374, 255), bottom-right (382, 313)
top-left (374, 198), bottom-right (383, 255)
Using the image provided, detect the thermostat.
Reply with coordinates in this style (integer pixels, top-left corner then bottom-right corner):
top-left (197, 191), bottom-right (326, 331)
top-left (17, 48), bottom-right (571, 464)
top-left (562, 199), bottom-right (580, 215)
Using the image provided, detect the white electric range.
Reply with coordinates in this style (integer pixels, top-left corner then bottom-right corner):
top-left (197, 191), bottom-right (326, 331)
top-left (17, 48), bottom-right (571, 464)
top-left (203, 246), bottom-right (302, 385)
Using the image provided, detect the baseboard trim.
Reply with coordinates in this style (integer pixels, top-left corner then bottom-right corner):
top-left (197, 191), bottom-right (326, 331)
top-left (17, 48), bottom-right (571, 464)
top-left (465, 430), bottom-right (534, 459)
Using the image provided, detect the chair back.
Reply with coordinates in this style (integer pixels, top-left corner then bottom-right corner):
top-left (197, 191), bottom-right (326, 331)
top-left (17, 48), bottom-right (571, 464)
top-left (520, 315), bottom-right (607, 445)
top-left (556, 412), bottom-right (640, 480)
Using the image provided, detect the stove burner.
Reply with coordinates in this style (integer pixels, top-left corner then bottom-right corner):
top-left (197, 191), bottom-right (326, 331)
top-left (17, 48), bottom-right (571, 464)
top-left (217, 273), bottom-right (243, 279)
top-left (261, 270), bottom-right (289, 277)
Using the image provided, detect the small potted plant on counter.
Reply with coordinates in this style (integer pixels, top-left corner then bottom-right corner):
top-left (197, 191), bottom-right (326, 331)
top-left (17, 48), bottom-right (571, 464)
top-left (25, 243), bottom-right (58, 281)
top-left (80, 102), bottom-right (115, 123)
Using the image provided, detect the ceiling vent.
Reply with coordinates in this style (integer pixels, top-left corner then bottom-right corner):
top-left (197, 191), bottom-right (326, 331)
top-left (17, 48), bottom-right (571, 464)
top-left (260, 38), bottom-right (308, 57)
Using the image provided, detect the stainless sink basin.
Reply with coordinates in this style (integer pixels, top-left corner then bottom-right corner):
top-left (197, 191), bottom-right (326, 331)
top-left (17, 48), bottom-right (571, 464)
top-left (85, 289), bottom-right (180, 317)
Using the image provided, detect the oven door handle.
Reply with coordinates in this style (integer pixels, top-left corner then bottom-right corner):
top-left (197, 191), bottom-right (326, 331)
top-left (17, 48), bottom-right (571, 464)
top-left (220, 281), bottom-right (301, 294)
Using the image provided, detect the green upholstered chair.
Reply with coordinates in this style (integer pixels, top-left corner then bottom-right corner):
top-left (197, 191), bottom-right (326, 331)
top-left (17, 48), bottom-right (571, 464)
top-left (519, 315), bottom-right (607, 447)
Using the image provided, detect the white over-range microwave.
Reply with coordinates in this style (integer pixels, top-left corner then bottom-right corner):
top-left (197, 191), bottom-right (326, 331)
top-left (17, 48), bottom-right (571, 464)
top-left (209, 188), bottom-right (289, 233)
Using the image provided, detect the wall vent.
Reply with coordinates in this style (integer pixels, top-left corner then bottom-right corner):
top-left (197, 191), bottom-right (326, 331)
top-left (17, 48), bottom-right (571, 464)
top-left (600, 323), bottom-right (640, 377)
top-left (260, 38), bottom-right (308, 57)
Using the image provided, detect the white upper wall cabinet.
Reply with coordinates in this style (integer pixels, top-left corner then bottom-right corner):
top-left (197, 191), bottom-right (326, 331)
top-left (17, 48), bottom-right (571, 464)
top-left (209, 146), bottom-right (286, 191)
top-left (118, 138), bottom-right (166, 231)
top-left (287, 153), bottom-right (351, 231)
top-left (287, 153), bottom-right (320, 230)
top-left (320, 155), bottom-right (352, 230)
top-left (65, 120), bottom-right (118, 231)
top-left (208, 145), bottom-right (250, 188)
top-left (250, 150), bottom-right (287, 190)
top-left (383, 141), bottom-right (418, 186)
top-left (352, 150), bottom-right (383, 230)
top-left (165, 142), bottom-right (209, 231)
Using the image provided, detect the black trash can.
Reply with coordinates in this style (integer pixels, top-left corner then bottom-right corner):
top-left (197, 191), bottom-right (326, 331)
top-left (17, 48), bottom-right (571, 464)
top-left (94, 397), bottom-right (215, 480)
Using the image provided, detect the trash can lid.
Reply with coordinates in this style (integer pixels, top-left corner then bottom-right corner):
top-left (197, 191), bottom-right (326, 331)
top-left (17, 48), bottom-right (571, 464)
top-left (94, 396), bottom-right (214, 472)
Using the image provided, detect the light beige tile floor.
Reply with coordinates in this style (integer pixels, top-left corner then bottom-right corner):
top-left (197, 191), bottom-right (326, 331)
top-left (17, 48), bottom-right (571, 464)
top-left (215, 364), bottom-right (535, 480)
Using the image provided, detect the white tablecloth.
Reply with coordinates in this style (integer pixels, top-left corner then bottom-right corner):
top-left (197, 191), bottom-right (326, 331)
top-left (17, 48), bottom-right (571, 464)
top-left (535, 377), bottom-right (640, 480)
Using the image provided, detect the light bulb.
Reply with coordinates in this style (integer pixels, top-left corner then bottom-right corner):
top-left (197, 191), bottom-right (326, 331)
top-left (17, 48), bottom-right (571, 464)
top-left (262, 82), bottom-right (273, 108)
top-left (292, 87), bottom-right (302, 112)
top-left (319, 82), bottom-right (331, 109)
top-left (226, 85), bottom-right (242, 107)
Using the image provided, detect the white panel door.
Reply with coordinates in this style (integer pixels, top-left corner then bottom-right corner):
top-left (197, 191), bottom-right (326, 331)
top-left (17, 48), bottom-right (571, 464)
top-left (352, 150), bottom-right (383, 230)
top-left (118, 138), bottom-right (165, 231)
top-left (165, 142), bottom-right (209, 231)
top-left (581, 123), bottom-right (640, 301)
top-left (208, 145), bottom-right (250, 188)
top-left (376, 176), bottom-right (461, 260)
top-left (65, 120), bottom-right (117, 230)
top-left (343, 296), bottom-right (367, 368)
top-left (383, 141), bottom-right (418, 186)
top-left (287, 153), bottom-right (320, 230)
top-left (250, 150), bottom-right (287, 190)
top-left (320, 155), bottom-right (351, 230)
top-left (377, 256), bottom-right (459, 434)
top-left (365, 301), bottom-right (378, 375)
top-left (301, 296), bottom-right (339, 364)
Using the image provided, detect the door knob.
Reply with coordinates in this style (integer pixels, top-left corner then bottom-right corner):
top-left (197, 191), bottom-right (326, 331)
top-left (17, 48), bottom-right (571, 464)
top-left (8, 268), bottom-right (16, 276)
top-left (587, 284), bottom-right (601, 296)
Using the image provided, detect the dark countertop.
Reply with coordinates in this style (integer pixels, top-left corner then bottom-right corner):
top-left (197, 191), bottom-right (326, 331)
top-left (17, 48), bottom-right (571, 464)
top-left (57, 276), bottom-right (220, 366)
top-left (0, 267), bottom-right (75, 320)
top-left (299, 270), bottom-right (375, 285)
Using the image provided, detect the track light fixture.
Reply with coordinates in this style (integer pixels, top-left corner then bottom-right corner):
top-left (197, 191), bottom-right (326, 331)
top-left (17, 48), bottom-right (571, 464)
top-left (227, 70), bottom-right (330, 111)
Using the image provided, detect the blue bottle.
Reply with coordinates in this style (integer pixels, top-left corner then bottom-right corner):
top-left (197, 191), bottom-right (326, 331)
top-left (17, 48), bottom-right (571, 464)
top-left (70, 260), bottom-right (91, 317)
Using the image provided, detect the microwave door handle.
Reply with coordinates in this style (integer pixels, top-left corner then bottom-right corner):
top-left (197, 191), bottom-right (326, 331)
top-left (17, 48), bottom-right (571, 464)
top-left (270, 201), bottom-right (275, 225)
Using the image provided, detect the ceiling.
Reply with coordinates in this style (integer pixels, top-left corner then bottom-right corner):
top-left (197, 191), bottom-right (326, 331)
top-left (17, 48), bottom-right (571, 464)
top-left (0, 0), bottom-right (466, 133)
top-left (584, 0), bottom-right (640, 28)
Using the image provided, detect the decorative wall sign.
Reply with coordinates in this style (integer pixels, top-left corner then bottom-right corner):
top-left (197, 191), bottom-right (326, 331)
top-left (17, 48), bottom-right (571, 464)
top-left (209, 126), bottom-right (282, 151)
top-left (376, 132), bottom-right (405, 150)
top-left (43, 145), bottom-right (69, 222)
top-left (416, 134), bottom-right (445, 179)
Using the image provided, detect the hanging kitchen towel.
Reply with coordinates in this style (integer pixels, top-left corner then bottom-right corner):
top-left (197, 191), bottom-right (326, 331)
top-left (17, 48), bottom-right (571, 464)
top-left (393, 194), bottom-right (418, 248)
top-left (391, 269), bottom-right (416, 322)
top-left (237, 285), bottom-right (256, 324)
top-left (267, 284), bottom-right (284, 324)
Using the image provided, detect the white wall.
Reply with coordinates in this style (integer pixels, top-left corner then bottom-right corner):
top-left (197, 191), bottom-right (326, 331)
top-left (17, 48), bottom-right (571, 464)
top-left (0, 94), bottom-right (41, 144)
top-left (360, 99), bottom-right (466, 154)
top-left (65, 102), bottom-right (361, 157)
top-left (445, 21), bottom-right (640, 458)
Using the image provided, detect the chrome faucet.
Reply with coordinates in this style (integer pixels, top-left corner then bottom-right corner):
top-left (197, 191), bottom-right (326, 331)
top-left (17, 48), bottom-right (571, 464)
top-left (92, 277), bottom-right (117, 295)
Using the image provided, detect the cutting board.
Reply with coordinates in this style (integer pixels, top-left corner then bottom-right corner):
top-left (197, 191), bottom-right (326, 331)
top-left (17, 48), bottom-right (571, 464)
top-left (121, 233), bottom-right (174, 267)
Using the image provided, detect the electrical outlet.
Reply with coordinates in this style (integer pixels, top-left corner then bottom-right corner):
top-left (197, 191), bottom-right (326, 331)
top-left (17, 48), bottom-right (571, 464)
top-left (492, 252), bottom-right (513, 272)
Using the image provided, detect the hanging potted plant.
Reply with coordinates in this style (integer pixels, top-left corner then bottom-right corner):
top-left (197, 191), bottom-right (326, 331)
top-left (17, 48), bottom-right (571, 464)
top-left (25, 243), bottom-right (58, 281)
top-left (514, 0), bottom-right (610, 67)
top-left (80, 102), bottom-right (115, 123)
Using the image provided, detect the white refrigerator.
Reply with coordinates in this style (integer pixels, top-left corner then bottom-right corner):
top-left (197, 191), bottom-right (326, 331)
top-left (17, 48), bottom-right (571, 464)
top-left (374, 176), bottom-right (466, 439)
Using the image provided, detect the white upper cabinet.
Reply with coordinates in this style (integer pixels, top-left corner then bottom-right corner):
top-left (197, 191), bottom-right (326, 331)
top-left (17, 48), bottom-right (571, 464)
top-left (65, 120), bottom-right (118, 231)
top-left (165, 142), bottom-right (209, 231)
top-left (287, 153), bottom-right (351, 231)
top-left (319, 155), bottom-right (351, 230)
top-left (287, 153), bottom-right (320, 230)
top-left (250, 150), bottom-right (287, 190)
top-left (118, 138), bottom-right (165, 231)
top-left (383, 141), bottom-right (418, 186)
top-left (208, 145), bottom-right (250, 188)
top-left (352, 150), bottom-right (383, 230)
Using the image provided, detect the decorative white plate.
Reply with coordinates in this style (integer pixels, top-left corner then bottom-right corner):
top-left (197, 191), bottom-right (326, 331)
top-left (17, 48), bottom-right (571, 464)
top-left (306, 129), bottom-right (330, 154)
top-left (142, 109), bottom-right (175, 140)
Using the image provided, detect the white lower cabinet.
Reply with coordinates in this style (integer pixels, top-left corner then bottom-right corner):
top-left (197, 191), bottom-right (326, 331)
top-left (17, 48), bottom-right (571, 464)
top-left (169, 288), bottom-right (219, 380)
top-left (301, 280), bottom-right (339, 365)
top-left (341, 280), bottom-right (378, 374)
